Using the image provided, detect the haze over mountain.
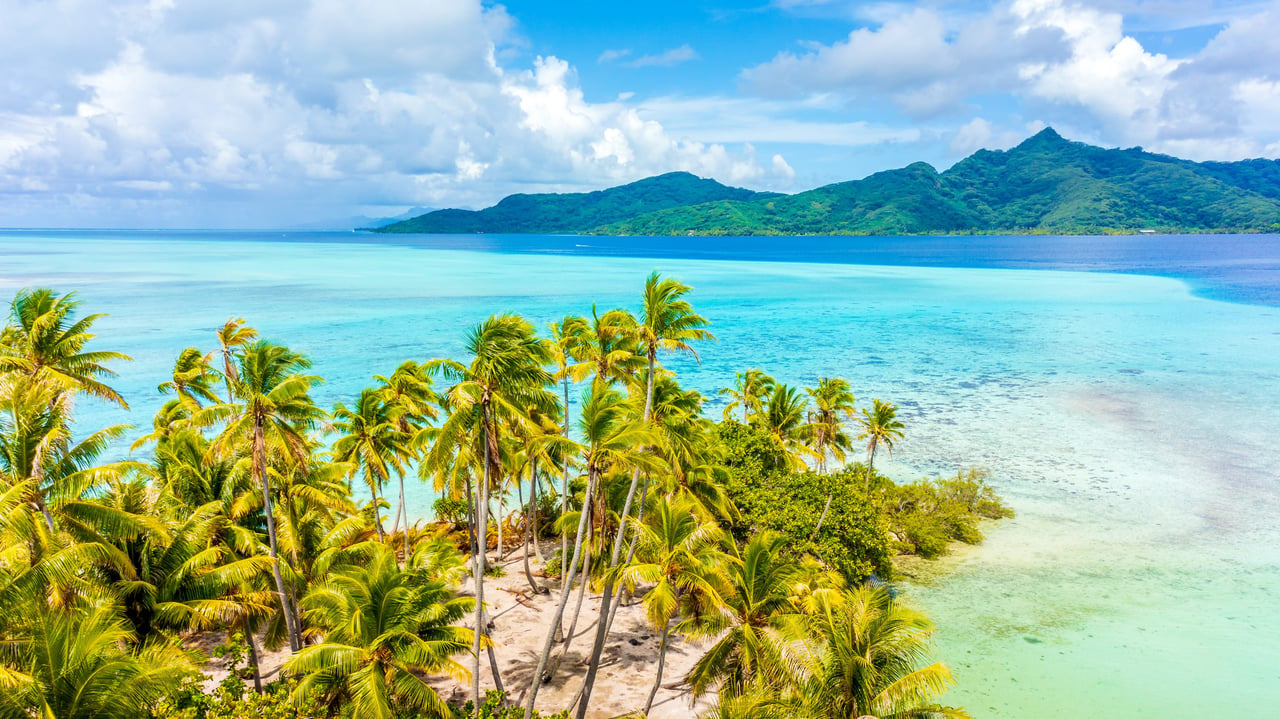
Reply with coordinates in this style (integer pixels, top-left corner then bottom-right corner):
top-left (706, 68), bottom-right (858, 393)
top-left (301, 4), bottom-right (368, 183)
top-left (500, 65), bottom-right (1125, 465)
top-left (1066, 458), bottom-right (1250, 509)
top-left (374, 129), bottom-right (1280, 236)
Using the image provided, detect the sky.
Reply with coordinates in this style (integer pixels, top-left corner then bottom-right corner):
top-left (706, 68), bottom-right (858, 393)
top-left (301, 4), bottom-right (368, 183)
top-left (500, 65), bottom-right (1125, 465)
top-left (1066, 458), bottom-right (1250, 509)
top-left (1, 0), bottom-right (1279, 228)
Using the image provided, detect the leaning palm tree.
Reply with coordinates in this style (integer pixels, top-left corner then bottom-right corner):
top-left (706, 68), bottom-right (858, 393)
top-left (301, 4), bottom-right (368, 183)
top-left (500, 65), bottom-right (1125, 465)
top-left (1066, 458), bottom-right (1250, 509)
top-left (205, 340), bottom-right (324, 652)
top-left (858, 399), bottom-right (906, 478)
top-left (428, 314), bottom-right (556, 708)
top-left (785, 585), bottom-right (968, 719)
top-left (719, 369), bottom-right (775, 424)
top-left (616, 496), bottom-right (730, 715)
top-left (285, 543), bottom-right (473, 719)
top-left (578, 272), bottom-right (714, 719)
top-left (686, 532), bottom-right (804, 701)
top-left (331, 388), bottom-right (410, 543)
top-left (0, 288), bottom-right (132, 409)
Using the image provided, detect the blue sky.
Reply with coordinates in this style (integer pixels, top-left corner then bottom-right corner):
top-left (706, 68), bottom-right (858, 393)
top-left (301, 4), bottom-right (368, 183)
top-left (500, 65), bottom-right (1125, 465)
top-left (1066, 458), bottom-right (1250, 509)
top-left (1, 0), bottom-right (1278, 228)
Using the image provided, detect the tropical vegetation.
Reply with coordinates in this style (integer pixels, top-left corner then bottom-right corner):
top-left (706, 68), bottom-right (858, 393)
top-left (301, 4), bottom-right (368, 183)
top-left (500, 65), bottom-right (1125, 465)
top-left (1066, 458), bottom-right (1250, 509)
top-left (0, 276), bottom-right (1010, 718)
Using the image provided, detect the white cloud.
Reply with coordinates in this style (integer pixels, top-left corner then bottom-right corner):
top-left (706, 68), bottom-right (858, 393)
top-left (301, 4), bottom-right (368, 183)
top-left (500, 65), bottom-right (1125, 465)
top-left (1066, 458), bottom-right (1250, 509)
top-left (746, 0), bottom-right (1280, 159)
top-left (626, 45), bottom-right (700, 68)
top-left (597, 48), bottom-right (632, 64)
top-left (0, 0), bottom-right (785, 227)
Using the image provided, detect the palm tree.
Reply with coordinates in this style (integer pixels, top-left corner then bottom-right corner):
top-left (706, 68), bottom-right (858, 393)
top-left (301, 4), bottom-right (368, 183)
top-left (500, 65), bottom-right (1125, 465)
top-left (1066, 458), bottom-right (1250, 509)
top-left (806, 377), bottom-right (856, 474)
top-left (206, 340), bottom-right (324, 652)
top-left (215, 317), bottom-right (258, 402)
top-left (285, 543), bottom-right (473, 719)
top-left (428, 314), bottom-right (556, 708)
top-left (719, 369), bottom-right (775, 424)
top-left (331, 388), bottom-right (410, 543)
top-left (547, 315), bottom-right (589, 587)
top-left (579, 272), bottom-right (714, 719)
top-left (374, 361), bottom-right (440, 558)
top-left (524, 387), bottom-right (659, 717)
top-left (0, 607), bottom-right (193, 719)
top-left (616, 496), bottom-right (730, 715)
top-left (0, 288), bottom-right (132, 408)
top-left (758, 384), bottom-right (816, 469)
top-left (157, 346), bottom-right (221, 412)
top-left (787, 585), bottom-right (967, 719)
top-left (686, 532), bottom-right (803, 701)
top-left (858, 399), bottom-right (906, 478)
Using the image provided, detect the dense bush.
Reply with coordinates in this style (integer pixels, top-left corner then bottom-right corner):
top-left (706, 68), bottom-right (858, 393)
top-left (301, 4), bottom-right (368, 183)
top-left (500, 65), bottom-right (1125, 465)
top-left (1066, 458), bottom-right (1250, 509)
top-left (888, 468), bottom-right (1015, 559)
top-left (718, 422), bottom-right (894, 581)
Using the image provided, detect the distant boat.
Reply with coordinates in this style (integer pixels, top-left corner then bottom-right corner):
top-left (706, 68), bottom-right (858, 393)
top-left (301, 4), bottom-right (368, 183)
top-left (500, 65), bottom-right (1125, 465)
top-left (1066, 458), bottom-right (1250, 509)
top-left (1139, 229), bottom-right (1157, 234)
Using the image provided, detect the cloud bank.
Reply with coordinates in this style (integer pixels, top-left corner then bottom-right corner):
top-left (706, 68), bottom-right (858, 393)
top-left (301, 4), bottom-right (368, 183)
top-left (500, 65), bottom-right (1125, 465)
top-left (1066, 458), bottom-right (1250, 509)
top-left (0, 0), bottom-right (789, 227)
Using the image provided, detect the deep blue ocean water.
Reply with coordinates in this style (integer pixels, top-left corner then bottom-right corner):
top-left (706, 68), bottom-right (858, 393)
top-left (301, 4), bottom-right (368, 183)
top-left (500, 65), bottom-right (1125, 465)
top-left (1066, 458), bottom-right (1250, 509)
top-left (2, 229), bottom-right (1278, 717)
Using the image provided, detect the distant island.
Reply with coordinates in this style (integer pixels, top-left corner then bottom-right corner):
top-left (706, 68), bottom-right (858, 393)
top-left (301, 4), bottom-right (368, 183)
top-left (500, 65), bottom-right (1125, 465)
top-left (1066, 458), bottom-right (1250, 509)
top-left (372, 128), bottom-right (1280, 236)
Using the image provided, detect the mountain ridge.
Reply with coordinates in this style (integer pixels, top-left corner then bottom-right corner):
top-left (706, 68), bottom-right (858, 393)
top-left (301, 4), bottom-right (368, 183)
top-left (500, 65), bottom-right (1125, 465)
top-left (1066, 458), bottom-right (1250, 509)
top-left (372, 129), bottom-right (1280, 236)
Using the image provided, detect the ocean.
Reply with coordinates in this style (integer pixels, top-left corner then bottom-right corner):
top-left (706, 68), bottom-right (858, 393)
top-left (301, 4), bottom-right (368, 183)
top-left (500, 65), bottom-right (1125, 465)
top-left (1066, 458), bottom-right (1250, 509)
top-left (2, 229), bottom-right (1278, 717)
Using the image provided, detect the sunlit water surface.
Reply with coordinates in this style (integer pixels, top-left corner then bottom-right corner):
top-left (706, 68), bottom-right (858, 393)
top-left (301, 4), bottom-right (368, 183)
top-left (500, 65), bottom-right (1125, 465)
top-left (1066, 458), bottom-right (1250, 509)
top-left (3, 230), bottom-right (1278, 718)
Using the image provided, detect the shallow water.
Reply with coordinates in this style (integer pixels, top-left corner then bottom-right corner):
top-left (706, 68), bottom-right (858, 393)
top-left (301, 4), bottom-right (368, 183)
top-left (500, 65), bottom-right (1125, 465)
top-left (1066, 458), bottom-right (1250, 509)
top-left (2, 230), bottom-right (1279, 717)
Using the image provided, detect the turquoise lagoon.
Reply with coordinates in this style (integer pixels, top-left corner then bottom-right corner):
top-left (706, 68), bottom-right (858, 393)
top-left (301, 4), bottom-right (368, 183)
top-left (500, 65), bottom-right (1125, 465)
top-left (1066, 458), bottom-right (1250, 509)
top-left (2, 230), bottom-right (1279, 717)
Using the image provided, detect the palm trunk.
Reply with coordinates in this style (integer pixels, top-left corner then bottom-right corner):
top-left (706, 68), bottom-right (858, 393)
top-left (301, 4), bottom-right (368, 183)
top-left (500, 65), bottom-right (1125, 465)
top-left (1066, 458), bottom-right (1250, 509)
top-left (530, 462), bottom-right (544, 563)
top-left (560, 378), bottom-right (570, 578)
top-left (866, 440), bottom-right (877, 487)
top-left (255, 424), bottom-right (300, 653)
top-left (562, 524), bottom-right (591, 653)
top-left (496, 486), bottom-right (506, 562)
top-left (525, 469), bottom-right (596, 718)
top-left (396, 471), bottom-right (409, 566)
top-left (370, 478), bottom-right (386, 543)
top-left (519, 469), bottom-right (543, 594)
top-left (575, 350), bottom-right (656, 719)
top-left (644, 616), bottom-right (675, 715)
top-left (473, 409), bottom-right (492, 709)
top-left (244, 621), bottom-right (263, 693)
top-left (813, 494), bottom-right (833, 539)
top-left (607, 470), bottom-right (651, 629)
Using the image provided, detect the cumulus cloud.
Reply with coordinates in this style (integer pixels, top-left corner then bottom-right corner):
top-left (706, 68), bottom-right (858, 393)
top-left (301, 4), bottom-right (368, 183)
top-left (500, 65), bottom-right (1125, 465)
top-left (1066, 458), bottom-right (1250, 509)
top-left (748, 0), bottom-right (1280, 160)
top-left (0, 0), bottom-right (787, 228)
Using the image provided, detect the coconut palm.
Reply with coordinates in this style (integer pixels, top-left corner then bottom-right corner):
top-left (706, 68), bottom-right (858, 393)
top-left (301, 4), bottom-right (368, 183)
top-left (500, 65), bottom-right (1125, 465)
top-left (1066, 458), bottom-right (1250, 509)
top-left (858, 399), bottom-right (906, 478)
top-left (615, 496), bottom-right (730, 715)
top-left (374, 361), bottom-right (440, 557)
top-left (285, 543), bottom-right (472, 719)
top-left (719, 369), bottom-right (775, 424)
top-left (428, 314), bottom-right (556, 707)
top-left (331, 388), bottom-right (410, 543)
top-left (0, 288), bottom-right (132, 409)
top-left (205, 340), bottom-right (324, 652)
top-left (157, 346), bottom-right (221, 412)
top-left (579, 272), bottom-right (714, 719)
top-left (786, 585), bottom-right (968, 719)
top-left (524, 387), bottom-right (660, 716)
top-left (805, 377), bottom-right (856, 474)
top-left (758, 384), bottom-right (816, 470)
top-left (215, 317), bottom-right (258, 402)
top-left (0, 607), bottom-right (193, 719)
top-left (686, 532), bottom-right (804, 701)
top-left (547, 315), bottom-right (589, 586)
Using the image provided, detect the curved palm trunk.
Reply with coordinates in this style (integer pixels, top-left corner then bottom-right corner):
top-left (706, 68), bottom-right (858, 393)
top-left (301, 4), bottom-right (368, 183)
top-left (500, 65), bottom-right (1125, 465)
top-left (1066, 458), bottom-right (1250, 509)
top-left (530, 463), bottom-right (544, 563)
top-left (644, 615), bottom-right (676, 715)
top-left (519, 464), bottom-right (544, 595)
top-left (473, 410), bottom-right (491, 708)
top-left (561, 521), bottom-right (592, 653)
top-left (866, 439), bottom-right (878, 486)
top-left (370, 478), bottom-right (387, 543)
top-left (524, 470), bottom-right (596, 718)
top-left (254, 424), bottom-right (301, 653)
top-left (575, 351), bottom-right (656, 719)
top-left (244, 618), bottom-right (263, 693)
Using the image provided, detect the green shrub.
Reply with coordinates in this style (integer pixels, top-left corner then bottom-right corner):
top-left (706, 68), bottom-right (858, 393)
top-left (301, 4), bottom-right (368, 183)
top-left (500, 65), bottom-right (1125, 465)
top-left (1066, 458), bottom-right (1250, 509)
top-left (433, 495), bottom-right (470, 526)
top-left (889, 468), bottom-right (1013, 557)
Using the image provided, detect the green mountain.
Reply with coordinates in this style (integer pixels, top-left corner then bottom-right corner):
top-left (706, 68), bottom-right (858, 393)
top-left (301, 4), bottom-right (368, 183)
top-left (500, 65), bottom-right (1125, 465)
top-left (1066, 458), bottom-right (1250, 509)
top-left (374, 171), bottom-right (773, 234)
top-left (372, 129), bottom-right (1280, 236)
top-left (603, 129), bottom-right (1280, 235)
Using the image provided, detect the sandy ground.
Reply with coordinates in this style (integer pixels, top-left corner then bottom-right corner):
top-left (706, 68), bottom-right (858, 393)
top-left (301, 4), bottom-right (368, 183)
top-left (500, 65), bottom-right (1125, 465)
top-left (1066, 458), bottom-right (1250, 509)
top-left (197, 551), bottom-right (716, 718)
